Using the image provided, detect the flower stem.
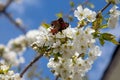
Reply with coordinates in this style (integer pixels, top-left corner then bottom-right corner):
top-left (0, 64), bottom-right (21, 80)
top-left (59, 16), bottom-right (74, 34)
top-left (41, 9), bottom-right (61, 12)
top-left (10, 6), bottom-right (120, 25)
top-left (20, 54), bottom-right (43, 78)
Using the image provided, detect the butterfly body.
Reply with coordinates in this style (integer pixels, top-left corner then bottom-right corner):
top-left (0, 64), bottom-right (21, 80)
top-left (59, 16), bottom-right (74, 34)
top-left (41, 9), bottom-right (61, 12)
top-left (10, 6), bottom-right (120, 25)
top-left (51, 18), bottom-right (69, 35)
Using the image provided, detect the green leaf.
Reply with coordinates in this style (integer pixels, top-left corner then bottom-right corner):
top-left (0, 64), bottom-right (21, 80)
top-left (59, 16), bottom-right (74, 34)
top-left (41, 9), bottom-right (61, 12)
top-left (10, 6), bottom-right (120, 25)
top-left (100, 24), bottom-right (108, 29)
top-left (56, 13), bottom-right (63, 18)
top-left (111, 39), bottom-right (119, 45)
top-left (101, 33), bottom-right (115, 40)
top-left (70, 1), bottom-right (74, 7)
top-left (41, 22), bottom-right (50, 29)
top-left (101, 33), bottom-right (119, 45)
top-left (99, 37), bottom-right (105, 46)
top-left (92, 31), bottom-right (100, 38)
top-left (92, 12), bottom-right (103, 30)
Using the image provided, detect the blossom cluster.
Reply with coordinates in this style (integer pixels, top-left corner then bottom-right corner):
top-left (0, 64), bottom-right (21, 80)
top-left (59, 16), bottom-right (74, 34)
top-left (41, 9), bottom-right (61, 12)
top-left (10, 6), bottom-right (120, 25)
top-left (0, 35), bottom-right (27, 66)
top-left (0, 63), bottom-right (21, 80)
top-left (108, 5), bottom-right (120, 28)
top-left (74, 5), bottom-right (96, 22)
top-left (0, 28), bottom-right (43, 66)
top-left (26, 18), bottom-right (102, 80)
top-left (28, 25), bottom-right (101, 80)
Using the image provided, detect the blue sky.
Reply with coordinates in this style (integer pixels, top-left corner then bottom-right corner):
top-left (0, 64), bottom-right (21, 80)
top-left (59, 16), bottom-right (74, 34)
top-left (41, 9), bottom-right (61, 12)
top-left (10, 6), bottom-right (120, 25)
top-left (0, 0), bottom-right (120, 80)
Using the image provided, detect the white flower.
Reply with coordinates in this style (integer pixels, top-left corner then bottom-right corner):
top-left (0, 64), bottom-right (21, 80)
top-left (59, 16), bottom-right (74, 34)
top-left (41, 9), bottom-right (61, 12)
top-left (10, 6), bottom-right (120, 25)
top-left (7, 35), bottom-right (27, 54)
top-left (15, 18), bottom-right (23, 26)
top-left (0, 64), bottom-right (9, 71)
top-left (108, 16), bottom-right (119, 28)
top-left (35, 27), bottom-right (51, 47)
top-left (3, 51), bottom-right (19, 66)
top-left (84, 8), bottom-right (96, 22)
top-left (62, 26), bottom-right (76, 39)
top-left (89, 46), bottom-right (102, 57)
top-left (74, 5), bottom-right (96, 22)
top-left (107, 6), bottom-right (120, 28)
top-left (109, 6), bottom-right (120, 17)
top-left (0, 63), bottom-right (22, 80)
top-left (26, 30), bottom-right (40, 45)
top-left (0, 35), bottom-right (27, 67)
top-left (74, 5), bottom-right (86, 21)
top-left (52, 40), bottom-right (61, 48)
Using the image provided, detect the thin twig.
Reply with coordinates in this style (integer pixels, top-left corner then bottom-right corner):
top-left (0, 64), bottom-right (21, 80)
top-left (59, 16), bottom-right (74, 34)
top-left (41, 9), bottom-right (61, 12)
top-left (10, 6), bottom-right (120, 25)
top-left (20, 54), bottom-right (43, 78)
top-left (96, 2), bottom-right (111, 18)
top-left (0, 0), bottom-right (26, 34)
top-left (100, 2), bottom-right (111, 13)
top-left (3, 11), bottom-right (26, 34)
top-left (4, 0), bottom-right (13, 10)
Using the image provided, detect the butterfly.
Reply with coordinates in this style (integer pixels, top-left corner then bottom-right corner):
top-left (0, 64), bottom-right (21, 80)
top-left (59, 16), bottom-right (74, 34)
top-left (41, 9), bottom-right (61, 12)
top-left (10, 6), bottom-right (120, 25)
top-left (50, 18), bottom-right (69, 35)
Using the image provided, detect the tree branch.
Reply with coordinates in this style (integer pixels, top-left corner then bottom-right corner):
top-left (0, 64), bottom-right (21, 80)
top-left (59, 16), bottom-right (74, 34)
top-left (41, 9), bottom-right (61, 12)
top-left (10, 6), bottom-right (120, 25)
top-left (100, 2), bottom-right (111, 13)
top-left (3, 11), bottom-right (26, 34)
top-left (96, 2), bottom-right (111, 18)
top-left (20, 54), bottom-right (43, 78)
